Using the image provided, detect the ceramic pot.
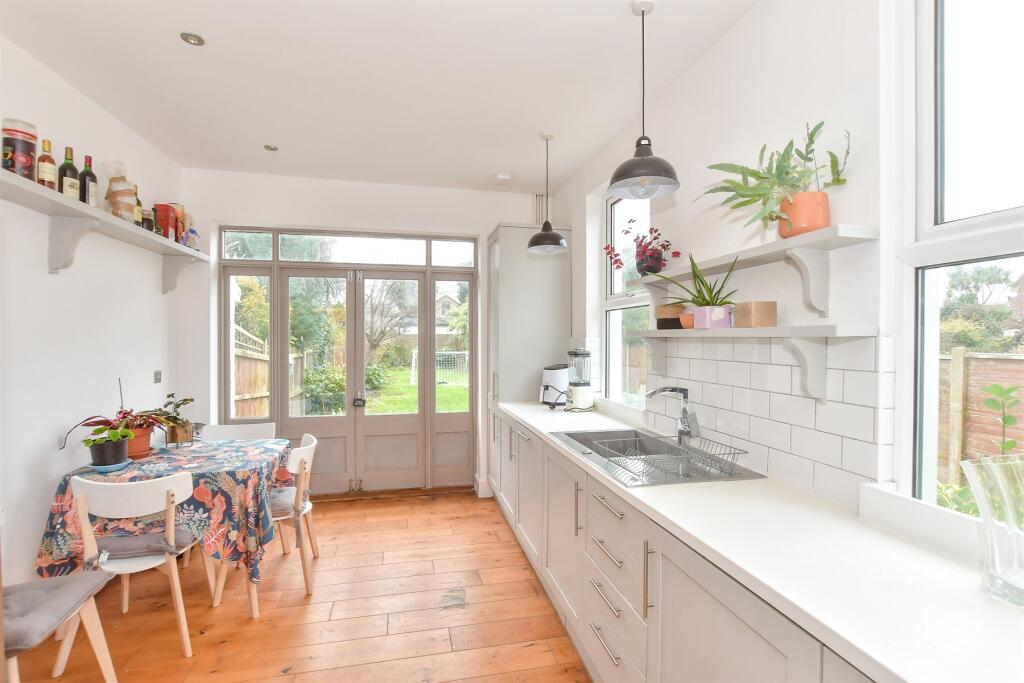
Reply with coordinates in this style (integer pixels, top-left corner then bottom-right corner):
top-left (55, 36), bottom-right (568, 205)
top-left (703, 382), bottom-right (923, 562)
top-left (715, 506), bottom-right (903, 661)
top-left (89, 439), bottom-right (128, 467)
top-left (778, 191), bottom-right (831, 238)
top-left (692, 305), bottom-right (732, 329)
top-left (678, 311), bottom-right (696, 329)
top-left (165, 421), bottom-right (193, 445)
top-left (636, 250), bottom-right (664, 275)
top-left (127, 426), bottom-right (153, 459)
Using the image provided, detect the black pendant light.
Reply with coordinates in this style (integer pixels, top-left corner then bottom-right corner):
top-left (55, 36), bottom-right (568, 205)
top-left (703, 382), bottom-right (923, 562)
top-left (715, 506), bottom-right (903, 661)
top-left (527, 134), bottom-right (568, 254)
top-left (608, 0), bottom-right (679, 200)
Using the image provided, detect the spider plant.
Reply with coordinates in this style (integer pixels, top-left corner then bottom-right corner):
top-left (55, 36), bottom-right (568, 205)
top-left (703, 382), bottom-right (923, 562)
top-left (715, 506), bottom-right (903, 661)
top-left (653, 255), bottom-right (739, 307)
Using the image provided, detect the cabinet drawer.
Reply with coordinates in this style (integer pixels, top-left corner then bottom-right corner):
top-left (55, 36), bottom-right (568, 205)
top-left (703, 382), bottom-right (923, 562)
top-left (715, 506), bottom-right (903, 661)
top-left (587, 476), bottom-right (648, 563)
top-left (579, 580), bottom-right (645, 683)
top-left (584, 553), bottom-right (647, 675)
top-left (587, 517), bottom-right (644, 616)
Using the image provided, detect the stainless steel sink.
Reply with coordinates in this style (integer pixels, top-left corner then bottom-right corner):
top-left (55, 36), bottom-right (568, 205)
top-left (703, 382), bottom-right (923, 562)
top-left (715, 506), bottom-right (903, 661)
top-left (553, 428), bottom-right (763, 487)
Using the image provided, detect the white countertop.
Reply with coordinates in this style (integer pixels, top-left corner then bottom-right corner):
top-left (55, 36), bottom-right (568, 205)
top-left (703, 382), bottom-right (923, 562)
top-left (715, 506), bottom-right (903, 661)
top-left (498, 402), bottom-right (1024, 683)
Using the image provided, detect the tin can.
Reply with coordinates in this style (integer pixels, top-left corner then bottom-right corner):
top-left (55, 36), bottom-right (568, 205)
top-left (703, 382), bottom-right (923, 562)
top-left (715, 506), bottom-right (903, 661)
top-left (2, 118), bottom-right (38, 180)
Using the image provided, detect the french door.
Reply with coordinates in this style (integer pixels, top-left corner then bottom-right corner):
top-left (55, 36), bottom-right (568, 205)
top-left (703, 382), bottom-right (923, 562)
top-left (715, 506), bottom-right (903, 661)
top-left (271, 267), bottom-right (474, 492)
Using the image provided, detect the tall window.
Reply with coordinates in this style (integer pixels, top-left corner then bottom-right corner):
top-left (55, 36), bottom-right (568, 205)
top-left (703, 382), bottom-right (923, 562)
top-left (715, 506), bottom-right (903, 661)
top-left (914, 0), bottom-right (1024, 513)
top-left (604, 198), bottom-right (651, 408)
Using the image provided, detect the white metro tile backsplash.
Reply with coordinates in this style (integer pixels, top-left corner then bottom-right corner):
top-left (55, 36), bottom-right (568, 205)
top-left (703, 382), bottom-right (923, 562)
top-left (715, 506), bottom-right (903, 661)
top-left (644, 336), bottom-right (892, 512)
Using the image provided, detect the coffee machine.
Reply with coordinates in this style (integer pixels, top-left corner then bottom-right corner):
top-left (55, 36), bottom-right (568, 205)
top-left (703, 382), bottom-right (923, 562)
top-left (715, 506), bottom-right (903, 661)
top-left (565, 348), bottom-right (595, 412)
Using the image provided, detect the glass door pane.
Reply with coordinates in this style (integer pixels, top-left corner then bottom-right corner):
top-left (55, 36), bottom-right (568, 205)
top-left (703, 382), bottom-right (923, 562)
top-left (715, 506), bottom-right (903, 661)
top-left (435, 279), bottom-right (471, 413)
top-left (227, 274), bottom-right (271, 418)
top-left (363, 277), bottom-right (420, 414)
top-left (287, 275), bottom-right (348, 417)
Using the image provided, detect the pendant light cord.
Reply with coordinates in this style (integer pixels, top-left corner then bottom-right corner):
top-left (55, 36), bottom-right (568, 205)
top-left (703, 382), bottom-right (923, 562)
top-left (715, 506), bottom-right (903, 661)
top-left (545, 137), bottom-right (550, 221)
top-left (641, 9), bottom-right (646, 137)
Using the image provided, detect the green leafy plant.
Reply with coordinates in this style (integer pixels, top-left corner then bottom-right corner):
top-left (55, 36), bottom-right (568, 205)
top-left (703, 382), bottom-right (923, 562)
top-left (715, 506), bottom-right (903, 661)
top-left (82, 420), bottom-right (134, 447)
top-left (936, 482), bottom-right (979, 516)
top-left (365, 364), bottom-right (389, 391)
top-left (982, 384), bottom-right (1020, 454)
top-left (654, 255), bottom-right (738, 307)
top-left (154, 393), bottom-right (195, 426)
top-left (303, 366), bottom-right (346, 415)
top-left (703, 121), bottom-right (850, 226)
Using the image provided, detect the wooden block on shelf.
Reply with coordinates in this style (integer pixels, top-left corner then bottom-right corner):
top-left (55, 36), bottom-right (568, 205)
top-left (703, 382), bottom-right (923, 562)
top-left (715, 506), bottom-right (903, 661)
top-left (734, 301), bottom-right (778, 328)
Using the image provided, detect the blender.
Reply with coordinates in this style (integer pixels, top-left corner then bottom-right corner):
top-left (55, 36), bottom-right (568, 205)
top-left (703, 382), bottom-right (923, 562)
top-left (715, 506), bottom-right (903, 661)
top-left (565, 348), bottom-right (595, 412)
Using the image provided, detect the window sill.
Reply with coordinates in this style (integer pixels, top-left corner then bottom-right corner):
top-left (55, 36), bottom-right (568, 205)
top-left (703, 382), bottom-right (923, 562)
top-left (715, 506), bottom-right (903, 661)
top-left (858, 481), bottom-right (980, 565)
top-left (594, 397), bottom-right (645, 427)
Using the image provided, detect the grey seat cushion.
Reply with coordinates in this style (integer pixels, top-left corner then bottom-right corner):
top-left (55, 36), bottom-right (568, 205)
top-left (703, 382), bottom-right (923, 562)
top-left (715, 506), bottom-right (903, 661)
top-left (270, 487), bottom-right (298, 517)
top-left (98, 526), bottom-right (196, 559)
top-left (4, 571), bottom-right (114, 656)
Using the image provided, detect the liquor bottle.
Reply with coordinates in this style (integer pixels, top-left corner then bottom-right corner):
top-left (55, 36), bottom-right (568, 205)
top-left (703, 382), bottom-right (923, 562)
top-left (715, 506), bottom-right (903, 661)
top-left (133, 185), bottom-right (143, 226)
top-left (79, 155), bottom-right (98, 206)
top-left (36, 139), bottom-right (56, 190)
top-left (57, 146), bottom-right (79, 199)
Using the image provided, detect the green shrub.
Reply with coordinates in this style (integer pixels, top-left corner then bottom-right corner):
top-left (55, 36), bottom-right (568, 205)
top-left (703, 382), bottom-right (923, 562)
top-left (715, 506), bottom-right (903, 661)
top-left (303, 366), bottom-right (346, 415)
top-left (365, 364), bottom-right (388, 390)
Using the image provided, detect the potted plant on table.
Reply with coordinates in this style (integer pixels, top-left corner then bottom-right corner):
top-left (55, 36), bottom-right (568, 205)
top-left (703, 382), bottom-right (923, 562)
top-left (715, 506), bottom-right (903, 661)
top-left (604, 220), bottom-right (682, 276)
top-left (703, 121), bottom-right (850, 238)
top-left (61, 417), bottom-right (135, 468)
top-left (654, 255), bottom-right (738, 329)
top-left (109, 409), bottom-right (166, 459)
top-left (154, 393), bottom-right (195, 446)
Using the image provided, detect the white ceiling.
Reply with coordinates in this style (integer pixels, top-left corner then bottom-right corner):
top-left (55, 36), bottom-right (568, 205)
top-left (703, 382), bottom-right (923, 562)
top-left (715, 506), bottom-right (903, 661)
top-left (1, 1), bottom-right (753, 193)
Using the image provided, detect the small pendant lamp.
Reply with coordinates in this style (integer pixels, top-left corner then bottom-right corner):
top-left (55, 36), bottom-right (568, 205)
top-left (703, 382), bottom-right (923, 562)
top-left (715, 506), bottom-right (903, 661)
top-left (527, 134), bottom-right (568, 254)
top-left (608, 0), bottom-right (679, 200)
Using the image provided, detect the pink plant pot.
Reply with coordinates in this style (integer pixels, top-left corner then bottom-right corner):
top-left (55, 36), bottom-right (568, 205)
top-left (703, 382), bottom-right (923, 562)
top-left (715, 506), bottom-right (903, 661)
top-left (692, 306), bottom-right (733, 329)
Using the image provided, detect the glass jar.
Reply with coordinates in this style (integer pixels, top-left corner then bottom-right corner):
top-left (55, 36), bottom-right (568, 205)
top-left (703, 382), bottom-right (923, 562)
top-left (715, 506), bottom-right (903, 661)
top-left (2, 118), bottom-right (37, 180)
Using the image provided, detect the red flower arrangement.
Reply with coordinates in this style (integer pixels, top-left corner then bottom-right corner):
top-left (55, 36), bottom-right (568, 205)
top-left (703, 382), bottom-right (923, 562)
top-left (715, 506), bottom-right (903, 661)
top-left (604, 220), bottom-right (682, 275)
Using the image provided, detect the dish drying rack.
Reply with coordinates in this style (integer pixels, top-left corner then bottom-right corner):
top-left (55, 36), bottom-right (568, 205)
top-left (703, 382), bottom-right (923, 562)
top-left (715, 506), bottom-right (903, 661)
top-left (590, 435), bottom-right (746, 486)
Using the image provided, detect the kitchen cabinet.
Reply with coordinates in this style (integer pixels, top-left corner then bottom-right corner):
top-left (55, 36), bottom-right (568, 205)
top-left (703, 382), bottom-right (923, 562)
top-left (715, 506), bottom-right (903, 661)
top-left (497, 418), bottom-right (516, 520)
top-left (822, 649), bottom-right (874, 683)
top-left (542, 445), bottom-right (585, 622)
top-left (646, 523), bottom-right (822, 683)
top-left (513, 422), bottom-right (543, 566)
top-left (487, 408), bottom-right (502, 493)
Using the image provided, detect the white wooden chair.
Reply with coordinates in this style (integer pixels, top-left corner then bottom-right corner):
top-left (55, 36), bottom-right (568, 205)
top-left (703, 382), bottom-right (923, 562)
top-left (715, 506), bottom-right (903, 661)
top-left (200, 422), bottom-right (276, 441)
top-left (270, 434), bottom-right (319, 594)
top-left (71, 472), bottom-right (209, 658)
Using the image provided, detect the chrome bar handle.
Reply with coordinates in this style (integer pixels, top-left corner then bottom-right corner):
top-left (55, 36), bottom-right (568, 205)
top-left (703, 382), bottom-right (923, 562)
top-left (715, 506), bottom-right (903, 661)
top-left (589, 621), bottom-right (621, 667)
top-left (514, 430), bottom-right (531, 441)
top-left (643, 539), bottom-right (654, 619)
top-left (592, 537), bottom-right (623, 568)
top-left (592, 493), bottom-right (625, 519)
top-left (590, 578), bottom-right (621, 617)
top-left (573, 480), bottom-right (582, 537)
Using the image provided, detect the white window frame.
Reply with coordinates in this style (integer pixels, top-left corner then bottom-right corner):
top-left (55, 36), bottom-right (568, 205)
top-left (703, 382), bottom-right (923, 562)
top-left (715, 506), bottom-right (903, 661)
top-left (602, 196), bottom-right (651, 409)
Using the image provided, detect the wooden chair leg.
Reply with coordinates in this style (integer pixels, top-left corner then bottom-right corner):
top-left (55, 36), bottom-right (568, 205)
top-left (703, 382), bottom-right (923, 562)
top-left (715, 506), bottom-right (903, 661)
top-left (244, 575), bottom-right (260, 619)
top-left (277, 521), bottom-right (290, 555)
top-left (120, 574), bottom-right (130, 614)
top-left (305, 513), bottom-right (320, 559)
top-left (165, 558), bottom-right (193, 657)
top-left (6, 656), bottom-right (20, 683)
top-left (78, 597), bottom-right (117, 683)
top-left (54, 618), bottom-right (70, 642)
top-left (296, 522), bottom-right (313, 595)
top-left (52, 613), bottom-right (81, 677)
top-left (199, 549), bottom-right (217, 603)
top-left (212, 559), bottom-right (231, 607)
top-left (181, 545), bottom-right (191, 568)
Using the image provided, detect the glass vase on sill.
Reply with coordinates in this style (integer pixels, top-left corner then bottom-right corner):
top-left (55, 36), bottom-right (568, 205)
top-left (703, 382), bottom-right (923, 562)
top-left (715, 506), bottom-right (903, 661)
top-left (961, 455), bottom-right (1024, 606)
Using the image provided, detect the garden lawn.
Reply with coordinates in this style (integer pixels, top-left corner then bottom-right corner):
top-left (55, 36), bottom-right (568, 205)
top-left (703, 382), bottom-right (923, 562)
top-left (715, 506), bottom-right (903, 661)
top-left (366, 366), bottom-right (469, 414)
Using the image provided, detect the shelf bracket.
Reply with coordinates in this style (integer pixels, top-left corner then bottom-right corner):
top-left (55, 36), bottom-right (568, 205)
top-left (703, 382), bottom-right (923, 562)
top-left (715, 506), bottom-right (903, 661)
top-left (642, 337), bottom-right (668, 376)
top-left (784, 337), bottom-right (827, 400)
top-left (785, 247), bottom-right (830, 316)
top-left (48, 217), bottom-right (99, 273)
top-left (162, 255), bottom-right (199, 294)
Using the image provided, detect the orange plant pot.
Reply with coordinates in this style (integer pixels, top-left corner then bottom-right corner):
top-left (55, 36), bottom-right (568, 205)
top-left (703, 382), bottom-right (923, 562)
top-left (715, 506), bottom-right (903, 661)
top-left (778, 191), bottom-right (831, 238)
top-left (678, 312), bottom-right (695, 329)
top-left (127, 426), bottom-right (154, 460)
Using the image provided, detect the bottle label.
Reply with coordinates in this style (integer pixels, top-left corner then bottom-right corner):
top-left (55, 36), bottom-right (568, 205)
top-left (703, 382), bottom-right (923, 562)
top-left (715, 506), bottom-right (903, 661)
top-left (62, 178), bottom-right (79, 198)
top-left (86, 182), bottom-right (98, 207)
top-left (134, 205), bottom-right (142, 222)
top-left (37, 161), bottom-right (56, 183)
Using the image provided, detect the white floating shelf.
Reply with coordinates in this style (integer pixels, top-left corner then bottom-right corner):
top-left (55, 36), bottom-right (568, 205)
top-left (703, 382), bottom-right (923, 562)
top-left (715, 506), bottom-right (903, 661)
top-left (626, 224), bottom-right (879, 316)
top-left (637, 324), bottom-right (879, 400)
top-left (0, 171), bottom-right (209, 293)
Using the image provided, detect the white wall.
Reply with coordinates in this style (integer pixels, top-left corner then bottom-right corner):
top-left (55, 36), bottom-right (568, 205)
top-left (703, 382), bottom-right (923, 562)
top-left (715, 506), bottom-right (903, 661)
top-left (0, 38), bottom-right (184, 583)
top-left (552, 0), bottom-right (890, 509)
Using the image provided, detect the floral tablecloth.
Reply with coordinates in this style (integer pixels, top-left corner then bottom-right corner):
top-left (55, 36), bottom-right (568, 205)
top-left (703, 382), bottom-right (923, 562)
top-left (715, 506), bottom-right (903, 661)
top-left (35, 438), bottom-right (293, 583)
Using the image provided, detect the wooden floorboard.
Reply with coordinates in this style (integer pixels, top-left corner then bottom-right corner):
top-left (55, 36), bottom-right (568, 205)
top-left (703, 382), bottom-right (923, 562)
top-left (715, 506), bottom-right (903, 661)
top-left (14, 491), bottom-right (589, 683)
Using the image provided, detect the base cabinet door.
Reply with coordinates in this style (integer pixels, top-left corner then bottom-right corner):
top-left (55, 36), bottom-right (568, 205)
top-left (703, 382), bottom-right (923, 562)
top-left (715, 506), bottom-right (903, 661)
top-left (646, 524), bottom-right (822, 683)
top-left (497, 417), bottom-right (516, 521)
top-left (542, 445), bottom-right (585, 621)
top-left (513, 423), bottom-right (543, 566)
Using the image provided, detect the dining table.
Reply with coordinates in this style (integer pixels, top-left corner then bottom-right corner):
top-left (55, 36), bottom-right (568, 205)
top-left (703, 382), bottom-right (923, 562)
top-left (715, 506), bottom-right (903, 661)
top-left (35, 438), bottom-right (293, 588)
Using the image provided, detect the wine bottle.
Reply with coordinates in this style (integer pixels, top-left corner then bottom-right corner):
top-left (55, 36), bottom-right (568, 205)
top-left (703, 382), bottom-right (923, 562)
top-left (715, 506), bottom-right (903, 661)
top-left (57, 146), bottom-right (79, 199)
top-left (36, 139), bottom-right (56, 190)
top-left (79, 155), bottom-right (98, 206)
top-left (133, 185), bottom-right (143, 226)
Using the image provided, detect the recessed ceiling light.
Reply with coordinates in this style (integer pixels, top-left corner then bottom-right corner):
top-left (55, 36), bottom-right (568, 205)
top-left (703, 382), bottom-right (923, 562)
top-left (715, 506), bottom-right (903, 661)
top-left (179, 32), bottom-right (205, 46)
top-left (263, 144), bottom-right (279, 152)
top-left (493, 172), bottom-right (512, 184)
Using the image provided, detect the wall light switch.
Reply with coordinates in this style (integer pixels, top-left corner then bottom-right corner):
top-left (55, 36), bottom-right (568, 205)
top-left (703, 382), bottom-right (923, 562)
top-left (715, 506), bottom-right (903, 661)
top-left (154, 370), bottom-right (162, 383)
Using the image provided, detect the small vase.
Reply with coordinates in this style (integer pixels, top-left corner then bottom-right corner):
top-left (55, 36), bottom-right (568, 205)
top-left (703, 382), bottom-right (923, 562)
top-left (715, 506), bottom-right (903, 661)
top-left (961, 455), bottom-right (1024, 606)
top-left (89, 440), bottom-right (128, 467)
top-left (165, 421), bottom-right (194, 447)
top-left (778, 191), bottom-right (831, 238)
top-left (692, 305), bottom-right (733, 329)
top-left (636, 250), bottom-right (664, 276)
top-left (127, 426), bottom-right (153, 459)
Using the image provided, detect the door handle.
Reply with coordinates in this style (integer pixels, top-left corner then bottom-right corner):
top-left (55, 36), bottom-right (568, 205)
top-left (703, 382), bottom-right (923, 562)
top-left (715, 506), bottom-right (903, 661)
top-left (592, 537), bottom-right (623, 568)
top-left (590, 578), bottom-right (621, 617)
top-left (353, 389), bottom-right (366, 408)
top-left (591, 493), bottom-right (625, 519)
top-left (588, 621), bottom-right (621, 667)
top-left (573, 480), bottom-right (582, 537)
top-left (643, 539), bottom-right (654, 619)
